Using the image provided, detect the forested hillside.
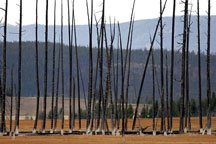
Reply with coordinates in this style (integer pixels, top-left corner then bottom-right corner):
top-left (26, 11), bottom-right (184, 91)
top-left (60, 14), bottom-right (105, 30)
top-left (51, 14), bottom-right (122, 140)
top-left (1, 42), bottom-right (216, 103)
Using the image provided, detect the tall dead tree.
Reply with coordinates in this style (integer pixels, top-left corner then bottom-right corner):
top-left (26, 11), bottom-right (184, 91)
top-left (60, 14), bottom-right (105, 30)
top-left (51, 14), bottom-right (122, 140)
top-left (1, 0), bottom-right (8, 135)
top-left (67, 0), bottom-right (72, 132)
top-left (197, 0), bottom-right (203, 133)
top-left (97, 0), bottom-right (105, 132)
top-left (60, 0), bottom-right (65, 134)
top-left (179, 0), bottom-right (188, 134)
top-left (132, 0), bottom-right (167, 131)
top-left (169, 0), bottom-right (176, 132)
top-left (86, 0), bottom-right (94, 132)
top-left (15, 0), bottom-right (22, 134)
top-left (72, 77), bottom-right (75, 130)
top-left (50, 0), bottom-right (56, 133)
top-left (152, 49), bottom-right (156, 134)
top-left (10, 68), bottom-right (13, 134)
top-left (73, 10), bottom-right (81, 130)
top-left (206, 0), bottom-right (211, 135)
top-left (165, 53), bottom-right (169, 132)
top-left (33, 0), bottom-right (40, 134)
top-left (159, 0), bottom-right (165, 133)
top-left (54, 42), bottom-right (61, 130)
top-left (42, 0), bottom-right (49, 133)
top-left (0, 73), bottom-right (2, 134)
top-left (185, 9), bottom-right (192, 132)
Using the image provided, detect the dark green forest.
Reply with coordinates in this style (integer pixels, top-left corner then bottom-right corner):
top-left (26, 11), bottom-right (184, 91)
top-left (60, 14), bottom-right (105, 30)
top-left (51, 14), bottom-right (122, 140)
top-left (1, 41), bottom-right (216, 104)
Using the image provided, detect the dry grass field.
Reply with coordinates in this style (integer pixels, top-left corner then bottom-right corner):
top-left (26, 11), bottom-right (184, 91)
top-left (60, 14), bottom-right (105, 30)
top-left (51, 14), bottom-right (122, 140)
top-left (0, 117), bottom-right (216, 144)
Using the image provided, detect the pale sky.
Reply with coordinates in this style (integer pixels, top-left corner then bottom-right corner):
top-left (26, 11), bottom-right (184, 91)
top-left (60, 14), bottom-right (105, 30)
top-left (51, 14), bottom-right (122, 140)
top-left (0, 0), bottom-right (215, 26)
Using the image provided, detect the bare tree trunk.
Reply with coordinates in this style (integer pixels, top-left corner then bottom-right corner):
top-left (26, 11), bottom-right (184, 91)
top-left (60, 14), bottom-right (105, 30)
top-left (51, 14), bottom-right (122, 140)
top-left (125, 19), bottom-right (134, 131)
top-left (160, 0), bottom-right (165, 133)
top-left (169, 0), bottom-right (176, 132)
top-left (206, 0), bottom-right (211, 135)
top-left (179, 0), bottom-right (188, 134)
top-left (42, 0), bottom-right (49, 133)
top-left (72, 77), bottom-right (75, 130)
top-left (33, 0), bottom-right (40, 134)
top-left (97, 0), bottom-right (105, 132)
top-left (0, 73), bottom-right (2, 134)
top-left (197, 0), bottom-right (203, 133)
top-left (86, 0), bottom-right (94, 132)
top-left (10, 68), bottom-right (13, 135)
top-left (50, 0), bottom-right (56, 133)
top-left (60, 0), bottom-right (65, 134)
top-left (118, 23), bottom-right (125, 135)
top-left (54, 43), bottom-right (61, 131)
top-left (1, 0), bottom-right (8, 135)
top-left (15, 0), bottom-right (22, 134)
top-left (152, 49), bottom-right (156, 134)
top-left (73, 11), bottom-right (81, 130)
top-left (132, 0), bottom-right (167, 130)
top-left (165, 53), bottom-right (169, 132)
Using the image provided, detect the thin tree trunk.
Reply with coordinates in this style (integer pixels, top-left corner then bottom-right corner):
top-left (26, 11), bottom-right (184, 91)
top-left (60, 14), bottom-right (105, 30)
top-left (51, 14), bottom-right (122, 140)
top-left (179, 0), bottom-right (188, 134)
top-left (197, 0), bottom-right (203, 133)
top-left (132, 0), bottom-right (167, 130)
top-left (160, 0), bottom-right (165, 133)
top-left (0, 73), bottom-right (2, 134)
top-left (42, 0), bottom-right (49, 133)
top-left (73, 11), bottom-right (81, 130)
top-left (33, 0), bottom-right (40, 134)
top-left (206, 0), bottom-right (211, 135)
top-left (50, 0), bottom-right (56, 133)
top-left (86, 0), bottom-right (94, 132)
top-left (152, 49), bottom-right (156, 134)
top-left (72, 77), bottom-right (76, 130)
top-left (169, 0), bottom-right (176, 132)
top-left (10, 68), bottom-right (13, 134)
top-left (118, 23), bottom-right (125, 135)
top-left (1, 0), bottom-right (8, 135)
top-left (54, 43), bottom-right (61, 131)
top-left (165, 53), bottom-right (169, 132)
top-left (97, 0), bottom-right (105, 132)
top-left (60, 0), bottom-right (65, 134)
top-left (15, 0), bottom-right (22, 134)
top-left (125, 19), bottom-right (134, 131)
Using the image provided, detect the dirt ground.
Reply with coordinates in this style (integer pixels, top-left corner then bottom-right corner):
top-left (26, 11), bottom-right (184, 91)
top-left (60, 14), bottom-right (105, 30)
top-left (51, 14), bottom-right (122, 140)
top-left (1, 117), bottom-right (216, 144)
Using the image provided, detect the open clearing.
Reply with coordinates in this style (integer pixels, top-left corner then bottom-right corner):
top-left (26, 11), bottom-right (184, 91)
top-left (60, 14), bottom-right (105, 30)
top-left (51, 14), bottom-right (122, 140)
top-left (0, 117), bottom-right (216, 143)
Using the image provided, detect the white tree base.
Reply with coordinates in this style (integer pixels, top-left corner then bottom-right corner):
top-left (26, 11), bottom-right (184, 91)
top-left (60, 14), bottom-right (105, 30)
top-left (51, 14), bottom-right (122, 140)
top-left (153, 131), bottom-right (156, 136)
top-left (139, 131), bottom-right (144, 136)
top-left (95, 128), bottom-right (100, 135)
top-left (69, 129), bottom-right (72, 133)
top-left (42, 129), bottom-right (45, 134)
top-left (15, 128), bottom-right (19, 135)
top-left (207, 129), bottom-right (211, 135)
top-left (164, 132), bottom-right (167, 136)
top-left (50, 129), bottom-right (53, 134)
top-left (61, 129), bottom-right (64, 135)
top-left (112, 130), bottom-right (115, 135)
top-left (184, 128), bottom-right (187, 133)
top-left (0, 133), bottom-right (3, 136)
top-left (32, 129), bottom-right (37, 134)
top-left (116, 130), bottom-right (120, 136)
top-left (102, 130), bottom-right (105, 135)
top-left (199, 128), bottom-right (203, 134)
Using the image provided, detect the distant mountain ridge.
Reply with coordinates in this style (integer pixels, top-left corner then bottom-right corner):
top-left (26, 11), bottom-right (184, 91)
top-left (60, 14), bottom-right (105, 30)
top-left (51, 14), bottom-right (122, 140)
top-left (1, 16), bottom-right (216, 53)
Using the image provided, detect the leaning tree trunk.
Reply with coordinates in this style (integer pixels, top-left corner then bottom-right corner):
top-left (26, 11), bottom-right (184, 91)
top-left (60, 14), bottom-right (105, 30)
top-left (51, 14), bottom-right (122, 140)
top-left (50, 0), bottom-right (56, 133)
top-left (152, 49), bottom-right (156, 135)
top-left (33, 0), bottom-right (40, 134)
top-left (15, 0), bottom-right (22, 134)
top-left (60, 0), bottom-right (65, 135)
top-left (169, 0), bottom-right (176, 132)
top-left (159, 0), bottom-right (165, 133)
top-left (42, 0), bottom-right (49, 133)
top-left (197, 0), bottom-right (203, 133)
top-left (179, 0), bottom-right (188, 134)
top-left (206, 0), bottom-right (211, 135)
top-left (132, 0), bottom-right (167, 131)
top-left (1, 0), bottom-right (8, 135)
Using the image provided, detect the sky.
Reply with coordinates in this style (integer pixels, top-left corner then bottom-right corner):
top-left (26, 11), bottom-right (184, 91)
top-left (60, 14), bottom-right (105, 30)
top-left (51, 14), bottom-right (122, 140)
top-left (0, 0), bottom-right (216, 26)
